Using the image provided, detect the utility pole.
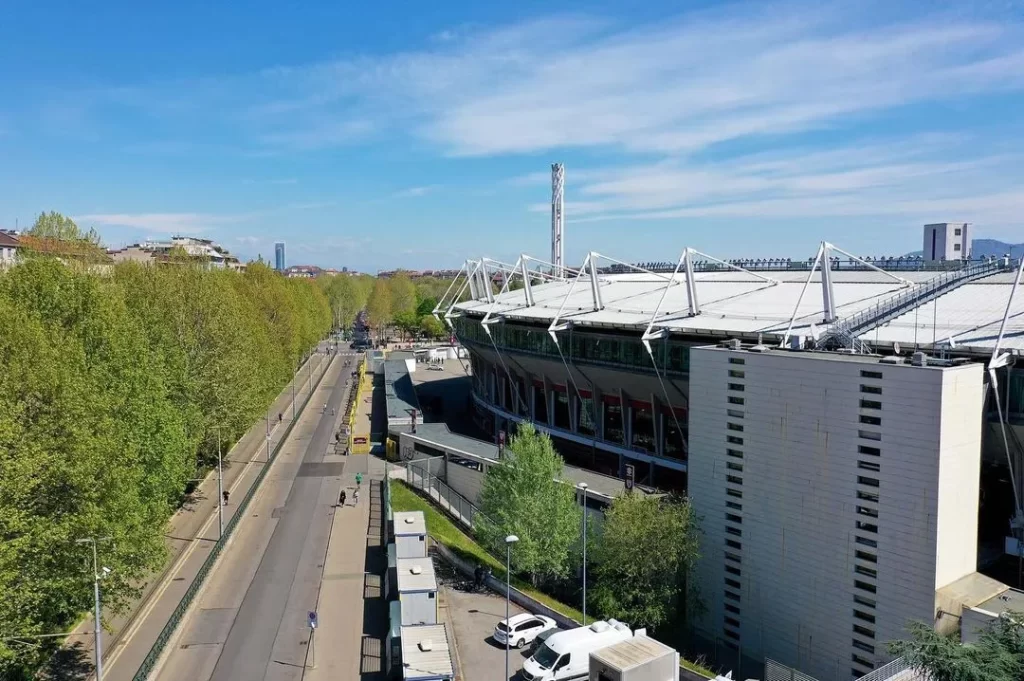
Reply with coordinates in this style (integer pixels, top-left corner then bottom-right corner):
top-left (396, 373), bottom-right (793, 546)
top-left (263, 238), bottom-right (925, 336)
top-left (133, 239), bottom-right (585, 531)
top-left (76, 537), bottom-right (112, 681)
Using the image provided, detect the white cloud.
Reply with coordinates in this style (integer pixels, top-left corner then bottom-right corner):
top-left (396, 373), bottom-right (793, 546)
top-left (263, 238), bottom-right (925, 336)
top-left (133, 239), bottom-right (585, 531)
top-left (393, 185), bottom-right (439, 198)
top-left (74, 213), bottom-right (243, 234)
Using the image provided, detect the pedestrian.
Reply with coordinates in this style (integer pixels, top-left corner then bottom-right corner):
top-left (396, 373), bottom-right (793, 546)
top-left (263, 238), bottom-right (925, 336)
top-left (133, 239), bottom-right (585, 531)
top-left (354, 488), bottom-right (360, 504)
top-left (222, 490), bottom-right (230, 506)
top-left (339, 489), bottom-right (347, 506)
top-left (278, 412), bottom-right (282, 423)
top-left (355, 472), bottom-right (363, 486)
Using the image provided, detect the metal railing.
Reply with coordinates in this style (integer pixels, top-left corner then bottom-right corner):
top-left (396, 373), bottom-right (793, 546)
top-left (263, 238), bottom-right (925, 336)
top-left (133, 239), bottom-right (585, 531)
top-left (854, 657), bottom-right (925, 681)
top-left (819, 259), bottom-right (1004, 349)
top-left (405, 461), bottom-right (482, 530)
top-left (131, 352), bottom-right (334, 680)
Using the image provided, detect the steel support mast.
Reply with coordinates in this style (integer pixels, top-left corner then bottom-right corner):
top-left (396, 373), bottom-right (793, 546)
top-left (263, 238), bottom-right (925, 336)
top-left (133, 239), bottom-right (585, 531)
top-left (551, 163), bottom-right (565, 278)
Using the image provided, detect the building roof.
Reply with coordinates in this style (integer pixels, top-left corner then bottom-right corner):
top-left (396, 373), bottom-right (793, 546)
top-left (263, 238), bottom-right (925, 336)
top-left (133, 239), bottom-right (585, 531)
top-left (400, 624), bottom-right (454, 680)
top-left (396, 557), bottom-right (437, 592)
top-left (393, 511), bottom-right (426, 536)
top-left (590, 635), bottom-right (675, 672)
top-left (453, 258), bottom-right (1024, 355)
top-left (385, 360), bottom-right (422, 425)
top-left (0, 231), bottom-right (20, 248)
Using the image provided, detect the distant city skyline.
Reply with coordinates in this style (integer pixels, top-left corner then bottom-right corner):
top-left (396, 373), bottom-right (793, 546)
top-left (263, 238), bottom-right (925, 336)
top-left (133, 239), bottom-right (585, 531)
top-left (2, 2), bottom-right (1024, 272)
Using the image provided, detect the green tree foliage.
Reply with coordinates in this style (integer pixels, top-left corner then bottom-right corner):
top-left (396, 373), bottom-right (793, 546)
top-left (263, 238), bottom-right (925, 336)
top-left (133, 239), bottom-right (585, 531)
top-left (476, 424), bottom-right (581, 585)
top-left (888, 614), bottom-right (1024, 681)
top-left (318, 274), bottom-right (373, 331)
top-left (389, 273), bottom-right (417, 318)
top-left (367, 278), bottom-right (392, 340)
top-left (19, 212), bottom-right (107, 263)
top-left (0, 252), bottom-right (329, 677)
top-left (393, 310), bottom-right (420, 341)
top-left (25, 211), bottom-right (100, 244)
top-left (419, 314), bottom-right (446, 339)
top-left (591, 493), bottom-right (700, 629)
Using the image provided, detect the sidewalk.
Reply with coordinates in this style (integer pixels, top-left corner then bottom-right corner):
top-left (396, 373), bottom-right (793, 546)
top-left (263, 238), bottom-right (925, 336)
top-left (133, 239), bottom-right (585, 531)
top-left (305, 454), bottom-right (389, 681)
top-left (41, 349), bottom-right (334, 681)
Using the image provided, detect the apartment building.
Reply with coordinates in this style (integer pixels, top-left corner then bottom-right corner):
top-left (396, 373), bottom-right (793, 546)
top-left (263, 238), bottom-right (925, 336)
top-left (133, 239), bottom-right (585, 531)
top-left (688, 343), bottom-right (983, 679)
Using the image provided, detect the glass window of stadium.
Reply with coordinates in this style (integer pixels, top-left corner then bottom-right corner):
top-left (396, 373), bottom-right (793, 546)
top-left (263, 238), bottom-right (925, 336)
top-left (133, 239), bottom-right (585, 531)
top-left (577, 395), bottom-right (596, 436)
top-left (534, 384), bottom-right (548, 423)
top-left (553, 390), bottom-right (571, 430)
top-left (631, 402), bottom-right (656, 452)
top-left (662, 411), bottom-right (687, 460)
top-left (603, 398), bottom-right (624, 444)
top-left (516, 377), bottom-right (529, 416)
top-left (667, 342), bottom-right (690, 373)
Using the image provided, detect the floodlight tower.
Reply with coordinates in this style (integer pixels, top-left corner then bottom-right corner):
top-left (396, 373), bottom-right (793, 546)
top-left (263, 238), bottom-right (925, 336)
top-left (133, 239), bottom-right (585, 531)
top-left (551, 163), bottom-right (565, 278)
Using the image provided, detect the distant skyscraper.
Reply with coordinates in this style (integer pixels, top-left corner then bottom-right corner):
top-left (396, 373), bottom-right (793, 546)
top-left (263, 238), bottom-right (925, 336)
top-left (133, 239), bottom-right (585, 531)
top-left (275, 242), bottom-right (286, 271)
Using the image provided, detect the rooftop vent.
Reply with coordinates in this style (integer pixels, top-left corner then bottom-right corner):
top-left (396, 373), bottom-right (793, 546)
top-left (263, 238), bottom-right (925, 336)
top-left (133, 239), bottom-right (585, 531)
top-left (404, 516), bottom-right (416, 524)
top-left (721, 339), bottom-right (741, 350)
top-left (912, 351), bottom-right (927, 367)
top-left (418, 640), bottom-right (434, 652)
top-left (590, 621), bottom-right (610, 633)
top-left (410, 565), bottom-right (423, 575)
top-left (880, 355), bottom-right (903, 364)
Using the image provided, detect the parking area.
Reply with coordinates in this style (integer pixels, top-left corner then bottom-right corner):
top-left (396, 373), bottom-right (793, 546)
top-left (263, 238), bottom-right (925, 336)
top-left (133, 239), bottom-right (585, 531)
top-left (436, 560), bottom-right (540, 681)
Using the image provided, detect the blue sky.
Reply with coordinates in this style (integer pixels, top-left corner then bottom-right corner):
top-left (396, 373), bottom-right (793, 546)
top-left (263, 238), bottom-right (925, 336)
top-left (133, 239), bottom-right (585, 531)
top-left (2, 1), bottom-right (1023, 271)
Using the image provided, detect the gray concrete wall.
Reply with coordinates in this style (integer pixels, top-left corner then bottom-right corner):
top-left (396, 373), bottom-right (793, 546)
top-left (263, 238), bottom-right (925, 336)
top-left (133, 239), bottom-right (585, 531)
top-left (688, 346), bottom-right (983, 680)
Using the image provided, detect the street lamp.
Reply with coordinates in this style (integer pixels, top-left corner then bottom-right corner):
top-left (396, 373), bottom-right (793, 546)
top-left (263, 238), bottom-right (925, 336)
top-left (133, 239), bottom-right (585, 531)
top-left (504, 535), bottom-right (518, 681)
top-left (76, 537), bottom-right (112, 681)
top-left (216, 428), bottom-right (224, 538)
top-left (578, 482), bottom-right (589, 626)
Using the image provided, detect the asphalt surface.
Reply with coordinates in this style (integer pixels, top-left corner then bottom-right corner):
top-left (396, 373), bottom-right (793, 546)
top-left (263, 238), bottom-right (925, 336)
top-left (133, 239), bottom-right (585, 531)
top-left (205, 357), bottom-right (353, 681)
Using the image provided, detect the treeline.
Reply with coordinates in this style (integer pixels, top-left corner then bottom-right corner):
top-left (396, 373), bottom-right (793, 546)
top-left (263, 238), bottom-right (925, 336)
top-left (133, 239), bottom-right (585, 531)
top-left (0, 218), bottom-right (330, 676)
top-left (362, 273), bottom-right (450, 342)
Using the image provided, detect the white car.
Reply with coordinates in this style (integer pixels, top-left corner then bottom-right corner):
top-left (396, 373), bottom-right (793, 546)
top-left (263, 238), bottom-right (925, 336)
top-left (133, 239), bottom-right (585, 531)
top-left (493, 613), bottom-right (557, 649)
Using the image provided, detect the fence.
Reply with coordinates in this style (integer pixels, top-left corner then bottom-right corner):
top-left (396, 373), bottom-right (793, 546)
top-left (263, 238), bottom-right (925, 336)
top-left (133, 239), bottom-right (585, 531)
top-left (131, 352), bottom-right (334, 680)
top-left (765, 657), bottom-right (921, 681)
top-left (405, 459), bottom-right (482, 529)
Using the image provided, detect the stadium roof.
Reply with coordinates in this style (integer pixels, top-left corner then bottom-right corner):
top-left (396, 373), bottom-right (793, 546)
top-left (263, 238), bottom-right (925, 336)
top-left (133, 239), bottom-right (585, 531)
top-left (452, 259), bottom-right (1024, 356)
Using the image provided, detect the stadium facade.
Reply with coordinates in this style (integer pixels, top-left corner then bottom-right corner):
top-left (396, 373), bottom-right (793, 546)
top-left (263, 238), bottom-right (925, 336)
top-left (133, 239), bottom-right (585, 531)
top-left (441, 238), bottom-right (1024, 678)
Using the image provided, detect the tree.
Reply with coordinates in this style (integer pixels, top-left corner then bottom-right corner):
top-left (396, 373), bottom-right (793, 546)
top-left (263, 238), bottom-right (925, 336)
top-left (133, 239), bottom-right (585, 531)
top-left (591, 493), bottom-right (700, 629)
top-left (888, 614), bottom-right (1024, 681)
top-left (476, 424), bottom-right (581, 585)
top-left (393, 310), bottom-right (419, 341)
top-left (20, 212), bottom-right (106, 262)
top-left (420, 315), bottom-right (446, 339)
top-left (389, 273), bottom-right (416, 318)
top-left (366, 278), bottom-right (392, 341)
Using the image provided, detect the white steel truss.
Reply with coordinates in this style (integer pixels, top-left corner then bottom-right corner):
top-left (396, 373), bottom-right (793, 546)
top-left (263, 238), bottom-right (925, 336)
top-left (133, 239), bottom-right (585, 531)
top-left (781, 241), bottom-right (912, 347)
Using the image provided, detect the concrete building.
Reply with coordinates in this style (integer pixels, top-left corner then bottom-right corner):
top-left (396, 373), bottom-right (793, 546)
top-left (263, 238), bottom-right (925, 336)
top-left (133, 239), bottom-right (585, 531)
top-left (442, 229), bottom-right (1024, 677)
top-left (108, 236), bottom-right (244, 270)
top-left (275, 242), bottom-right (286, 271)
top-left (688, 342), bottom-right (983, 678)
top-left (923, 222), bottom-right (972, 261)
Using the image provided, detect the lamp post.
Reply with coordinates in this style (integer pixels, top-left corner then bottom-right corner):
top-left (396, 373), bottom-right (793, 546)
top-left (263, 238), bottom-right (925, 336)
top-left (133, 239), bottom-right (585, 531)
top-left (578, 482), bottom-right (589, 625)
top-left (504, 535), bottom-right (518, 681)
top-left (216, 428), bottom-right (223, 538)
top-left (76, 537), bottom-right (112, 681)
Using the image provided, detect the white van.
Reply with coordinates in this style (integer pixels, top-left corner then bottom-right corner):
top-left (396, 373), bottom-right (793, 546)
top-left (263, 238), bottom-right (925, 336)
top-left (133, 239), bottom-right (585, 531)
top-left (521, 619), bottom-right (633, 681)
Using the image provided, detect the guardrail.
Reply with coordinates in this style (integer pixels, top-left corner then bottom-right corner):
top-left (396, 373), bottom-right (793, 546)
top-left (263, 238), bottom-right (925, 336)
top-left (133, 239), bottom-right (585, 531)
top-left (131, 351), bottom-right (335, 680)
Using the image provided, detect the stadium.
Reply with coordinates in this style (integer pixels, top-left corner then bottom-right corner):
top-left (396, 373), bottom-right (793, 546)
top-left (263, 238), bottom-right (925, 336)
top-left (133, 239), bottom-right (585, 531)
top-left (436, 226), bottom-right (1024, 677)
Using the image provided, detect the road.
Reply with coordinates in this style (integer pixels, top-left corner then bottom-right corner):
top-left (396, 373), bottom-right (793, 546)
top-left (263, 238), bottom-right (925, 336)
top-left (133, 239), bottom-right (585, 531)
top-left (152, 352), bottom-right (361, 681)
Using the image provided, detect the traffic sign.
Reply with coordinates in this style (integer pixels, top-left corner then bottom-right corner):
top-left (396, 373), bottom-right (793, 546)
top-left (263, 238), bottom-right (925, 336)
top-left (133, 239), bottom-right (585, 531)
top-left (308, 611), bottom-right (318, 629)
top-left (624, 464), bottom-right (635, 491)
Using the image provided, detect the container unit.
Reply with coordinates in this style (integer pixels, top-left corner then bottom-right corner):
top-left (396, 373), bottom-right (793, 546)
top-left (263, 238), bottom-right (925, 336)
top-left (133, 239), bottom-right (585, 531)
top-left (387, 600), bottom-right (402, 678)
top-left (394, 511), bottom-right (428, 558)
top-left (396, 557), bottom-right (438, 625)
top-left (386, 542), bottom-right (398, 600)
top-left (589, 635), bottom-right (679, 681)
top-left (400, 623), bottom-right (454, 681)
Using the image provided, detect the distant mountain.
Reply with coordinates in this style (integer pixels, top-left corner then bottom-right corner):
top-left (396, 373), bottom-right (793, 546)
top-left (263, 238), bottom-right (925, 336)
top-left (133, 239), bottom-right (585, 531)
top-left (905, 239), bottom-right (1024, 259)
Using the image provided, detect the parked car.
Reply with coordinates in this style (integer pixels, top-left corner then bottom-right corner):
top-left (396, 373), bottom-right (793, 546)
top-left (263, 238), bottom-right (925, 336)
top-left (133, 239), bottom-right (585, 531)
top-left (493, 613), bottom-right (557, 649)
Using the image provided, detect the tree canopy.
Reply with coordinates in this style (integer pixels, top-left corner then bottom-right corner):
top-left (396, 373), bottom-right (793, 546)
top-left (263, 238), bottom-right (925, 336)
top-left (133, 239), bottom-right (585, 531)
top-left (591, 492), bottom-right (700, 629)
top-left (889, 614), bottom-right (1024, 681)
top-left (0, 249), bottom-right (330, 677)
top-left (475, 424), bottom-right (581, 585)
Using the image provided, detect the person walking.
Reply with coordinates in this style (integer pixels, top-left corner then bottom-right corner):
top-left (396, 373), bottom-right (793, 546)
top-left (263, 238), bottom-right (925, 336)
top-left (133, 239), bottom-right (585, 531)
top-left (353, 488), bottom-right (360, 504)
top-left (222, 490), bottom-right (230, 506)
top-left (339, 489), bottom-right (347, 506)
top-left (355, 472), bottom-right (363, 487)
